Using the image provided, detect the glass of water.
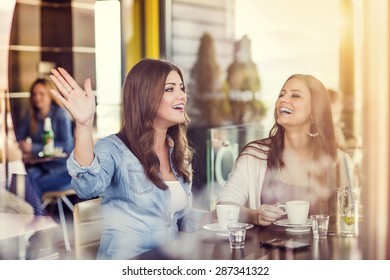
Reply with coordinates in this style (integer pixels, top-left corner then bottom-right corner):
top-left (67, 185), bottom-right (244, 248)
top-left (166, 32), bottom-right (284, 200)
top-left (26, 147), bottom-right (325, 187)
top-left (310, 215), bottom-right (329, 239)
top-left (227, 223), bottom-right (248, 249)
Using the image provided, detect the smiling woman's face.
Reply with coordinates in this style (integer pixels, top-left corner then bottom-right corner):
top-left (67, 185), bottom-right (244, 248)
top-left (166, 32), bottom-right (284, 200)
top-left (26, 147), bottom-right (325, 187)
top-left (275, 77), bottom-right (312, 129)
top-left (153, 70), bottom-right (187, 130)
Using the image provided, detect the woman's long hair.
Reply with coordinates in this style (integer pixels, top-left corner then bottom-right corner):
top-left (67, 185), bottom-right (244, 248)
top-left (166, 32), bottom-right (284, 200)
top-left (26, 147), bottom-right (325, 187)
top-left (29, 78), bottom-right (62, 136)
top-left (241, 74), bottom-right (337, 169)
top-left (118, 58), bottom-right (193, 190)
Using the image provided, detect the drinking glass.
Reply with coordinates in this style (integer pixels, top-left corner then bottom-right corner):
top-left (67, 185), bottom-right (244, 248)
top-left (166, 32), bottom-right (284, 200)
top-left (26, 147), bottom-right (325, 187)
top-left (337, 185), bottom-right (361, 236)
top-left (310, 214), bottom-right (329, 239)
top-left (227, 223), bottom-right (247, 249)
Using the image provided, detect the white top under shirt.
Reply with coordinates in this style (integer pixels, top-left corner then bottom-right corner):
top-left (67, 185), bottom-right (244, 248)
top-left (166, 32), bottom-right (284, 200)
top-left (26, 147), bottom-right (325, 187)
top-left (217, 146), bottom-right (356, 210)
top-left (165, 180), bottom-right (188, 213)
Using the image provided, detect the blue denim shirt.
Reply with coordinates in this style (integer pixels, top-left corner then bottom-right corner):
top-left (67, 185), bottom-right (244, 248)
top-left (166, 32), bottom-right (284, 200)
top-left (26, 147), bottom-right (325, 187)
top-left (67, 134), bottom-right (205, 259)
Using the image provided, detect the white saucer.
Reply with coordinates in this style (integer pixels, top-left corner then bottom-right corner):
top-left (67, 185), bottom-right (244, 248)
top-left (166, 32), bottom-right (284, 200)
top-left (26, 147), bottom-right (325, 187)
top-left (203, 223), bottom-right (226, 231)
top-left (203, 223), bottom-right (254, 237)
top-left (273, 218), bottom-right (312, 228)
top-left (203, 223), bottom-right (229, 236)
top-left (285, 227), bottom-right (311, 234)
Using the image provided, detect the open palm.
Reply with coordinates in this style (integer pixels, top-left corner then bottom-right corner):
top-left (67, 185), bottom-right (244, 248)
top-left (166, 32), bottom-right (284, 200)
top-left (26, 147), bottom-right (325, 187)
top-left (50, 67), bottom-right (96, 127)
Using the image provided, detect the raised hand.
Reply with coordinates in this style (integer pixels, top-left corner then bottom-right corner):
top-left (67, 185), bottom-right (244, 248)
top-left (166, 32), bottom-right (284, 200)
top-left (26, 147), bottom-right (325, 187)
top-left (50, 67), bottom-right (96, 128)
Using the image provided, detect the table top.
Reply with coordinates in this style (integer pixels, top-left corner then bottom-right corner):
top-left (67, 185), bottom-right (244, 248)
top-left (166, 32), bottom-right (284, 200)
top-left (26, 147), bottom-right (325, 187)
top-left (22, 153), bottom-right (67, 166)
top-left (0, 212), bottom-right (57, 241)
top-left (135, 224), bottom-right (365, 260)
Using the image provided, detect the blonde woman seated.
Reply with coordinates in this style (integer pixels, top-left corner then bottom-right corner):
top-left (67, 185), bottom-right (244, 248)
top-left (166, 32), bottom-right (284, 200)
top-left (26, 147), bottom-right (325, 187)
top-left (217, 74), bottom-right (356, 226)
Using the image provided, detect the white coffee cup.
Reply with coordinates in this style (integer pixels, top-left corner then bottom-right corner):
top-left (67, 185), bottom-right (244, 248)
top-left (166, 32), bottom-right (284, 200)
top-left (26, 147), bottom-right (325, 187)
top-left (277, 200), bottom-right (310, 225)
top-left (216, 205), bottom-right (240, 229)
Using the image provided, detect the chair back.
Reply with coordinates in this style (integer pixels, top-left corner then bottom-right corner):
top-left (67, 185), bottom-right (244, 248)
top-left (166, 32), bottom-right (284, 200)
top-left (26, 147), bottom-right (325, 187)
top-left (73, 198), bottom-right (103, 259)
top-left (0, 188), bottom-right (34, 214)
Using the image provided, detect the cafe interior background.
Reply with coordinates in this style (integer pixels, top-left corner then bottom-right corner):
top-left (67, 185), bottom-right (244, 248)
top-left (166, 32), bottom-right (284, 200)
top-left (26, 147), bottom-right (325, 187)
top-left (0, 0), bottom-right (389, 260)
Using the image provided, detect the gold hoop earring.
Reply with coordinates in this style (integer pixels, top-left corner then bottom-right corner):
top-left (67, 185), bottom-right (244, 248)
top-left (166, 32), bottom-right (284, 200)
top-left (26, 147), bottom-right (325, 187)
top-left (308, 118), bottom-right (319, 138)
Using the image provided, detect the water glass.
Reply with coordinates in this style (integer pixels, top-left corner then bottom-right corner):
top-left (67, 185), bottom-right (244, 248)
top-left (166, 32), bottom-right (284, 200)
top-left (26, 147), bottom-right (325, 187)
top-left (310, 215), bottom-right (329, 239)
top-left (227, 223), bottom-right (247, 249)
top-left (54, 146), bottom-right (64, 155)
top-left (338, 186), bottom-right (361, 237)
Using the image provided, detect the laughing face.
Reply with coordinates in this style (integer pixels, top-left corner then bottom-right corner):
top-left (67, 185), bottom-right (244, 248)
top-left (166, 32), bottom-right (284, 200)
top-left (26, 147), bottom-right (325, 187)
top-left (153, 70), bottom-right (187, 129)
top-left (275, 77), bottom-right (312, 129)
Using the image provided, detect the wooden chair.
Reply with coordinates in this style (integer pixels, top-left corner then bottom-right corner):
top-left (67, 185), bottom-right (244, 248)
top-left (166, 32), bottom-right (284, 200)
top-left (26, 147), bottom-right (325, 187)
top-left (0, 188), bottom-right (34, 215)
top-left (41, 189), bottom-right (77, 251)
top-left (73, 198), bottom-right (103, 260)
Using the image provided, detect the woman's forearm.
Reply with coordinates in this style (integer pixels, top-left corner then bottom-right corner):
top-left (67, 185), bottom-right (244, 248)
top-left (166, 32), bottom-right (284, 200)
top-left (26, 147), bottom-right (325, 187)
top-left (217, 201), bottom-right (259, 225)
top-left (74, 124), bottom-right (94, 166)
top-left (239, 207), bottom-right (259, 224)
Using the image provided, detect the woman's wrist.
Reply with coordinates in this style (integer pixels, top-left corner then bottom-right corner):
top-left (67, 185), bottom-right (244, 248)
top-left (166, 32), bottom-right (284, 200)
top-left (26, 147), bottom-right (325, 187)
top-left (248, 208), bottom-right (259, 225)
top-left (75, 121), bottom-right (94, 131)
top-left (239, 207), bottom-right (258, 225)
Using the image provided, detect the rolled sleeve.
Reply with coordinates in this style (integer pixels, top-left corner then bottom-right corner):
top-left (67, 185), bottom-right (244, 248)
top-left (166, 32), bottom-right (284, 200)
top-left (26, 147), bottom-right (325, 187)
top-left (65, 137), bottom-right (122, 199)
top-left (67, 150), bottom-right (100, 178)
top-left (66, 150), bottom-right (104, 198)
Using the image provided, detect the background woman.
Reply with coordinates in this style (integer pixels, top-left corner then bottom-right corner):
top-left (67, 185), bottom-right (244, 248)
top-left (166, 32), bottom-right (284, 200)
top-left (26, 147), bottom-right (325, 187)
top-left (16, 78), bottom-right (74, 198)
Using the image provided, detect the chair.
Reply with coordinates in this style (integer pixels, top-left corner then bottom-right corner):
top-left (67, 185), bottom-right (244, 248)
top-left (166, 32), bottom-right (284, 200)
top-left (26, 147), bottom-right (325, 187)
top-left (73, 198), bottom-right (103, 260)
top-left (41, 189), bottom-right (77, 252)
top-left (9, 174), bottom-right (47, 215)
top-left (0, 188), bottom-right (34, 214)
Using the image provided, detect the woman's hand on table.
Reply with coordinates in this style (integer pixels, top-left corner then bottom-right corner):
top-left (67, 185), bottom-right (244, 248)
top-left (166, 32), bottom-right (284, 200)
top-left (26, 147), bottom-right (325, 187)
top-left (255, 204), bottom-right (285, 226)
top-left (18, 140), bottom-right (32, 154)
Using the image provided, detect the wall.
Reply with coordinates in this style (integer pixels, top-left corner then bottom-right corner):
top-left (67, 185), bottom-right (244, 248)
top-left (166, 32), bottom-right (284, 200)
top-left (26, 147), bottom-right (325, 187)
top-left (167, 0), bottom-right (235, 75)
top-left (8, 0), bottom-right (95, 132)
top-left (161, 0), bottom-right (236, 201)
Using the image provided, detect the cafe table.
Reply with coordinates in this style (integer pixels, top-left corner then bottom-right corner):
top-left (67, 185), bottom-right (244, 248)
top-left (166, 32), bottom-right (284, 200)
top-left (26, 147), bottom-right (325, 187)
top-left (0, 212), bottom-right (58, 259)
top-left (22, 153), bottom-right (68, 166)
top-left (135, 223), bottom-right (365, 260)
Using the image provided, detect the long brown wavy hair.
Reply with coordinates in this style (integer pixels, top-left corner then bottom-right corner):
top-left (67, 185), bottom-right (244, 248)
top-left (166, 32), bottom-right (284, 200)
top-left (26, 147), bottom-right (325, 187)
top-left (29, 78), bottom-right (62, 136)
top-left (241, 74), bottom-right (337, 169)
top-left (117, 58), bottom-right (193, 190)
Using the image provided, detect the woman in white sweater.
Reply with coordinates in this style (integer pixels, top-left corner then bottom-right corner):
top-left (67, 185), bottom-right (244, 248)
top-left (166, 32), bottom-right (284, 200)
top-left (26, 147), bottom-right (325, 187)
top-left (218, 74), bottom-right (355, 226)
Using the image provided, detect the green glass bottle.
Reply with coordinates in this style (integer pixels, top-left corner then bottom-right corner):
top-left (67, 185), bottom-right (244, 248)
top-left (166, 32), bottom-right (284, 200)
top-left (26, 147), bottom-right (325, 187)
top-left (42, 117), bottom-right (55, 156)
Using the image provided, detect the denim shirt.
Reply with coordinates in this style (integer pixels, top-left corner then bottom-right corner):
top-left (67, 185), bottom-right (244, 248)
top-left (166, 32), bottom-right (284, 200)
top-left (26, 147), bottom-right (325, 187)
top-left (67, 134), bottom-right (205, 259)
